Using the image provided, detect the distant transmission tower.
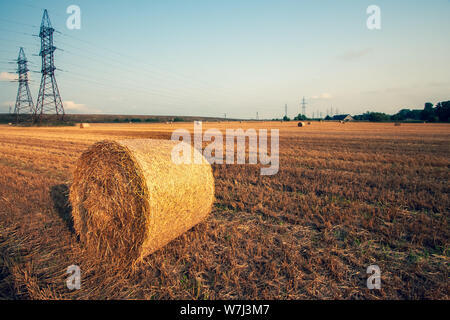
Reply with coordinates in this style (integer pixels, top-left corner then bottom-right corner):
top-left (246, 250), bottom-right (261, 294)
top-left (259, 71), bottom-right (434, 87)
top-left (256, 111), bottom-right (259, 120)
top-left (285, 104), bottom-right (288, 118)
top-left (14, 47), bottom-right (35, 123)
top-left (35, 9), bottom-right (64, 122)
top-left (301, 97), bottom-right (307, 116)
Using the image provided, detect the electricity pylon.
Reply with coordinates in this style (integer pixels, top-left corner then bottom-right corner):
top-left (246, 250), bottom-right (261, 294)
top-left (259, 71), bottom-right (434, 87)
top-left (301, 97), bottom-right (307, 116)
top-left (14, 47), bottom-right (35, 123)
top-left (35, 9), bottom-right (64, 122)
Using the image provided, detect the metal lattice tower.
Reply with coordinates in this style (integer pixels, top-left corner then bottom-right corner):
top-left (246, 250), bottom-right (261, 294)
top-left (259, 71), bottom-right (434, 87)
top-left (14, 47), bottom-right (35, 122)
top-left (35, 9), bottom-right (64, 122)
top-left (301, 96), bottom-right (307, 116)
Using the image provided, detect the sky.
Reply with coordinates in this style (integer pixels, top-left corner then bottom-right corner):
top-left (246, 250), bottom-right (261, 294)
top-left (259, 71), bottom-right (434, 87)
top-left (0, 0), bottom-right (449, 119)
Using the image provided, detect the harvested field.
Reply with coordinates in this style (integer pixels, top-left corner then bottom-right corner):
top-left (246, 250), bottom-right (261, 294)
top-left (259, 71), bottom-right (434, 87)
top-left (0, 121), bottom-right (449, 299)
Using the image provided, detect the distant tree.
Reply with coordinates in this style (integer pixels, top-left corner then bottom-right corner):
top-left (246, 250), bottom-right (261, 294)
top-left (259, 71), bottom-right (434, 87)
top-left (173, 117), bottom-right (184, 122)
top-left (421, 102), bottom-right (436, 122)
top-left (354, 111), bottom-right (390, 122)
top-left (368, 112), bottom-right (390, 122)
top-left (409, 110), bottom-right (422, 120)
top-left (282, 115), bottom-right (291, 121)
top-left (391, 109), bottom-right (410, 121)
top-left (435, 101), bottom-right (450, 122)
top-left (354, 111), bottom-right (371, 121)
top-left (391, 109), bottom-right (422, 121)
top-left (294, 114), bottom-right (307, 121)
top-left (324, 115), bottom-right (332, 120)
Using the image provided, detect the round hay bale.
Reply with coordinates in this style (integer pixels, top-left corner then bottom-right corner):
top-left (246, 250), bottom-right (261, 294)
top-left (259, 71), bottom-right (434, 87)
top-left (394, 122), bottom-right (401, 126)
top-left (69, 139), bottom-right (215, 265)
top-left (297, 122), bottom-right (305, 127)
top-left (79, 123), bottom-right (90, 128)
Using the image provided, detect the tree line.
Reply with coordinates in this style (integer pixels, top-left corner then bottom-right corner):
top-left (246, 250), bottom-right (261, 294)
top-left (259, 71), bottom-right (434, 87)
top-left (354, 101), bottom-right (450, 122)
top-left (277, 100), bottom-right (449, 122)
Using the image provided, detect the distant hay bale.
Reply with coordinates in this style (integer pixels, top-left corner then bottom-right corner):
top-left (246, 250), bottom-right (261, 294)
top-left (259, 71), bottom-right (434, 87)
top-left (69, 139), bottom-right (215, 265)
top-left (8, 122), bottom-right (12, 126)
top-left (297, 122), bottom-right (305, 127)
top-left (79, 123), bottom-right (90, 128)
top-left (307, 122), bottom-right (311, 125)
top-left (395, 122), bottom-right (401, 126)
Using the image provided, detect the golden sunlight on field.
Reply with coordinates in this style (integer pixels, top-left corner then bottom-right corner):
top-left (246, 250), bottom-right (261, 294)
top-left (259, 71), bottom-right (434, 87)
top-left (0, 121), bottom-right (449, 299)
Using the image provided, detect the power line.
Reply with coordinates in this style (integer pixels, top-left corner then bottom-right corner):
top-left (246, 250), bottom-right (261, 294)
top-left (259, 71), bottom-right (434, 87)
top-left (1, 13), bottom-right (283, 117)
top-left (1, 16), bottom-right (244, 110)
top-left (0, 17), bottom-right (39, 29)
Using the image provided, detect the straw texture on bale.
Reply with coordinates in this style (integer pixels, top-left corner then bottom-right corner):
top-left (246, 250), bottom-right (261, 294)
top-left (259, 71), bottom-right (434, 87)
top-left (69, 139), bottom-right (215, 264)
top-left (79, 123), bottom-right (90, 128)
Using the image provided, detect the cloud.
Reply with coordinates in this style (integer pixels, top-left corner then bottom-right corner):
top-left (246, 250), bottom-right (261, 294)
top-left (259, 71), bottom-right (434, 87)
top-left (311, 93), bottom-right (333, 100)
top-left (0, 72), bottom-right (17, 81)
top-left (63, 101), bottom-right (102, 114)
top-left (337, 48), bottom-right (372, 61)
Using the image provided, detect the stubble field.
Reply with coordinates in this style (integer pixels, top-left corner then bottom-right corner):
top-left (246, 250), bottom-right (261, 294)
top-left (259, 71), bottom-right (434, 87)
top-left (0, 121), bottom-right (448, 299)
